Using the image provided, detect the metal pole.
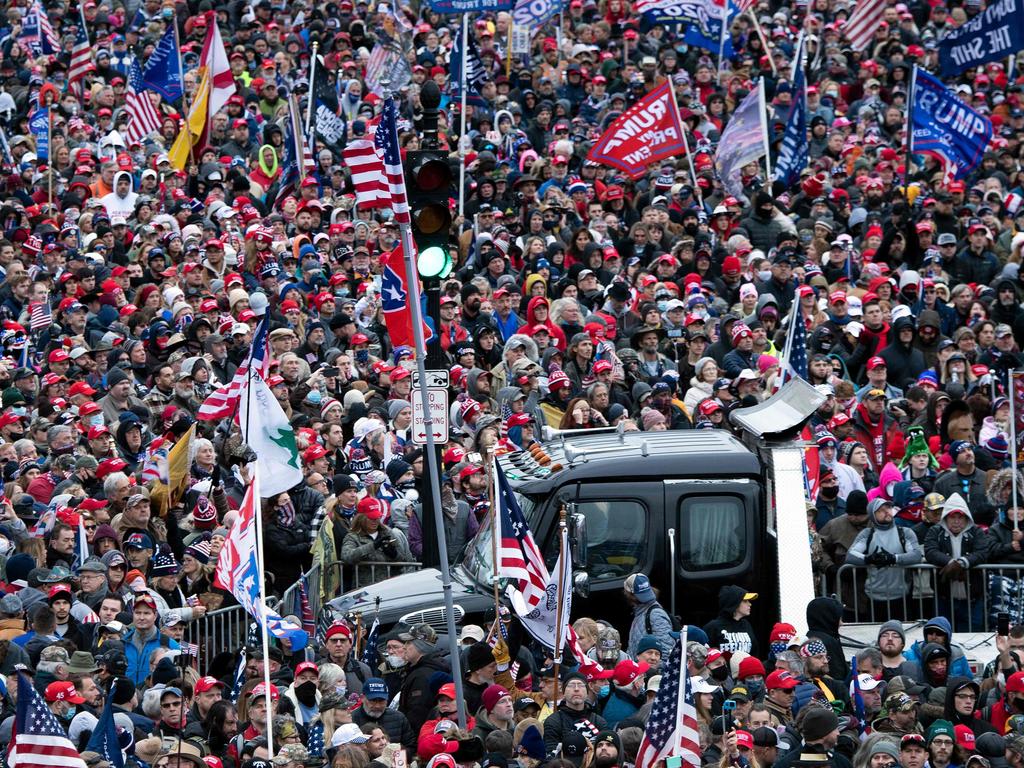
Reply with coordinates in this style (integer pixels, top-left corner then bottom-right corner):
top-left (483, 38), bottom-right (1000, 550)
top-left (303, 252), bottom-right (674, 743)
top-left (717, 7), bottom-right (728, 85)
top-left (306, 42), bottom-right (319, 135)
top-left (46, 108), bottom-right (52, 213)
top-left (397, 219), bottom-right (468, 729)
top-left (669, 83), bottom-right (701, 207)
top-left (1012, 372), bottom-right (1019, 531)
top-left (458, 13), bottom-right (469, 221)
top-left (172, 19), bottom-right (196, 167)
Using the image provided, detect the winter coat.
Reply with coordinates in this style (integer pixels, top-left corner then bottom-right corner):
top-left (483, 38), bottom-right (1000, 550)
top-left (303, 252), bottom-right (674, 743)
top-left (124, 626), bottom-right (179, 685)
top-left (340, 524), bottom-right (413, 567)
top-left (903, 616), bottom-right (972, 680)
top-left (399, 650), bottom-right (451, 734)
top-left (878, 317), bottom-right (928, 389)
top-left (628, 600), bottom-right (676, 658)
top-left (845, 505), bottom-right (923, 601)
top-left (986, 519), bottom-right (1024, 564)
top-left (542, 701), bottom-right (607, 755)
top-left (943, 677), bottom-right (998, 736)
top-left (934, 469), bottom-right (996, 526)
top-left (806, 596), bottom-right (848, 681)
top-left (923, 493), bottom-right (993, 601)
top-left (352, 703), bottom-right (417, 752)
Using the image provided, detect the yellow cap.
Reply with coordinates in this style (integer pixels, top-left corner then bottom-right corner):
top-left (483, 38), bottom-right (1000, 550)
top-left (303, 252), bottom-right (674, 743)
top-left (743, 592), bottom-right (758, 601)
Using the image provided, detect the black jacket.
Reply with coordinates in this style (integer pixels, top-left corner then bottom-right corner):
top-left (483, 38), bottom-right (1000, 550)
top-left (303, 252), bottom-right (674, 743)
top-left (702, 585), bottom-right (759, 657)
top-left (806, 596), bottom-right (848, 681)
top-left (943, 677), bottom-right (997, 736)
top-left (542, 701), bottom-right (608, 756)
top-left (353, 703), bottom-right (417, 752)
top-left (398, 649), bottom-right (450, 734)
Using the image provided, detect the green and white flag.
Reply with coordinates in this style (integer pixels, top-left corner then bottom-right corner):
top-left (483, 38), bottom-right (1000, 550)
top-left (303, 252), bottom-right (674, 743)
top-left (240, 373), bottom-right (303, 497)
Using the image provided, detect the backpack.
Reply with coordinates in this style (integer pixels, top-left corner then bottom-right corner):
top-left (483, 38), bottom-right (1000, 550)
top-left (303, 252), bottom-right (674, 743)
top-left (864, 525), bottom-right (911, 554)
top-left (643, 603), bottom-right (684, 635)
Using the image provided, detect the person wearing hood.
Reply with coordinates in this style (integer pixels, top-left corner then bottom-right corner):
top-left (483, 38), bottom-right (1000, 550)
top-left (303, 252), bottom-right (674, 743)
top-left (934, 442), bottom-right (995, 526)
top-left (804, 596), bottom-right (849, 681)
top-left (943, 677), bottom-right (997, 737)
top-left (99, 171), bottom-right (138, 219)
top-left (913, 309), bottom-right (948, 370)
top-left (702, 584), bottom-right (759, 657)
top-left (879, 316), bottom-right (928, 391)
top-left (903, 616), bottom-right (973, 680)
top-left (846, 498), bottom-right (924, 620)
top-left (924, 493), bottom-right (992, 629)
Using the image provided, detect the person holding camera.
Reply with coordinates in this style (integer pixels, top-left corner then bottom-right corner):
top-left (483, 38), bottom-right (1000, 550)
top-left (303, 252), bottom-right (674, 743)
top-left (340, 497), bottom-right (413, 581)
top-left (845, 498), bottom-right (924, 621)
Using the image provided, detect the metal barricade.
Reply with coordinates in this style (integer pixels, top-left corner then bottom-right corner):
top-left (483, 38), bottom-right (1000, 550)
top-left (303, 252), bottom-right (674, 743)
top-left (828, 563), bottom-right (1024, 632)
top-left (277, 563), bottom-right (322, 620)
top-left (182, 604), bottom-right (251, 670)
top-left (320, 560), bottom-right (420, 596)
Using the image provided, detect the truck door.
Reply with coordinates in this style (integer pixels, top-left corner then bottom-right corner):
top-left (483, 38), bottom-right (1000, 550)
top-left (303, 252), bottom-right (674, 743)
top-left (663, 479), bottom-right (761, 626)
top-left (542, 482), bottom-right (664, 618)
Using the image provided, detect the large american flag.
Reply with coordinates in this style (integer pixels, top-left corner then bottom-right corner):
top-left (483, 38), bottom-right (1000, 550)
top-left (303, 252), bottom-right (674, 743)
top-left (375, 96), bottom-right (410, 223)
top-left (67, 5), bottom-right (94, 86)
top-left (843, 0), bottom-right (886, 50)
top-left (197, 313), bottom-right (270, 421)
top-left (495, 459), bottom-right (547, 609)
top-left (7, 672), bottom-right (87, 767)
top-left (636, 633), bottom-right (700, 768)
top-left (124, 58), bottom-right (163, 144)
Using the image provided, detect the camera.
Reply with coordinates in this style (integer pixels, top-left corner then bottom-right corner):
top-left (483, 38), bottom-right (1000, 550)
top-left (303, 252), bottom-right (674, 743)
top-left (666, 328), bottom-right (684, 339)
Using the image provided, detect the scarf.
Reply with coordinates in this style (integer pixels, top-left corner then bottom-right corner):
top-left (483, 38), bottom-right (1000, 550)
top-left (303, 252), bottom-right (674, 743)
top-left (277, 497), bottom-right (297, 528)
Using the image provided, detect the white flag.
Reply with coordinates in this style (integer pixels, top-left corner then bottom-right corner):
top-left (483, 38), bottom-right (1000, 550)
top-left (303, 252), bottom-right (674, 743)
top-left (509, 524), bottom-right (571, 653)
top-left (714, 84), bottom-right (768, 198)
top-left (239, 373), bottom-right (303, 497)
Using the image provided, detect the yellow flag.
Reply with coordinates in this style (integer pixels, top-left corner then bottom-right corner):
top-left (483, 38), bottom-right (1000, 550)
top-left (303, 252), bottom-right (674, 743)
top-left (168, 67), bottom-right (211, 170)
top-left (167, 423), bottom-right (196, 508)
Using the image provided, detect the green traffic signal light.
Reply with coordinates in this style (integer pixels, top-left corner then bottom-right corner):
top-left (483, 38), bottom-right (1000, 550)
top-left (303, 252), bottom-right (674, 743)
top-left (417, 244), bottom-right (452, 279)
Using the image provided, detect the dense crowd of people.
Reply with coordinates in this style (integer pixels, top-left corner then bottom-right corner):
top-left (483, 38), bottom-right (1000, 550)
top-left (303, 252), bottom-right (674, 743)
top-left (4, 0), bottom-right (1024, 765)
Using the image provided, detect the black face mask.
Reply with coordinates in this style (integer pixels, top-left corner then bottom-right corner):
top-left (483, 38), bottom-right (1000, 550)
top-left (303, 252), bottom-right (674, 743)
top-left (709, 665), bottom-right (729, 682)
top-left (1011, 696), bottom-right (1024, 714)
top-left (295, 680), bottom-right (318, 706)
top-left (819, 485), bottom-right (840, 500)
top-left (129, 275), bottom-right (147, 289)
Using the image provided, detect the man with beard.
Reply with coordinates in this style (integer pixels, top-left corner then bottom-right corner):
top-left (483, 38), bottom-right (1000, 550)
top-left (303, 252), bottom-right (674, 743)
top-left (796, 639), bottom-right (852, 714)
top-left (593, 731), bottom-right (622, 768)
top-left (926, 721), bottom-right (957, 768)
top-left (459, 283), bottom-right (497, 339)
top-left (472, 684), bottom-right (516, 740)
top-left (353, 678), bottom-right (416, 753)
top-left (877, 621), bottom-right (916, 680)
top-left (171, 370), bottom-right (201, 416)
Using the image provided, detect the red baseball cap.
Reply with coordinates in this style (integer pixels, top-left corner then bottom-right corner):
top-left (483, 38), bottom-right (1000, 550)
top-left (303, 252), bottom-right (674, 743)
top-left (357, 497), bottom-right (388, 520)
top-left (68, 381), bottom-right (96, 397)
top-left (45, 681), bottom-right (85, 704)
top-left (593, 359), bottom-right (613, 374)
top-left (612, 659), bottom-right (649, 686)
top-left (194, 676), bottom-right (227, 694)
top-left (867, 356), bottom-right (887, 371)
top-left (49, 348), bottom-right (70, 363)
top-left (766, 670), bottom-right (799, 690)
top-left (303, 444), bottom-right (328, 463)
top-left (295, 661), bottom-right (319, 677)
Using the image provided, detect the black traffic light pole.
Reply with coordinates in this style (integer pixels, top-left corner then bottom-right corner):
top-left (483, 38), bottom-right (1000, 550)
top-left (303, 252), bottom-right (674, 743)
top-left (395, 80), bottom-right (468, 728)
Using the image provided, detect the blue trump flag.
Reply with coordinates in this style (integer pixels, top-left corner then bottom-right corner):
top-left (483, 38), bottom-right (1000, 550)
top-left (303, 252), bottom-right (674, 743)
top-left (910, 66), bottom-right (993, 181)
top-left (86, 692), bottom-right (125, 768)
top-left (142, 25), bottom-right (183, 103)
top-left (939, 0), bottom-right (1024, 77)
top-left (428, 0), bottom-right (512, 12)
top-left (774, 39), bottom-right (808, 188)
top-left (29, 108), bottom-right (48, 162)
top-left (513, 0), bottom-right (566, 27)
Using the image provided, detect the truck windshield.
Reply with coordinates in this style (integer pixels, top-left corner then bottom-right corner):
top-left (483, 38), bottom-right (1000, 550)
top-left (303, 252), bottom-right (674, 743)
top-left (461, 490), bottom-right (539, 587)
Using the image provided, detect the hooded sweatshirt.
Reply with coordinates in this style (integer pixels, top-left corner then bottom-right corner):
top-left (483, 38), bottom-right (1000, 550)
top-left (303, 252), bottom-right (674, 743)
top-left (879, 316), bottom-right (927, 389)
top-left (923, 492), bottom-right (992, 600)
top-left (806, 596), bottom-right (848, 681)
top-left (942, 677), bottom-right (997, 736)
top-left (903, 615), bottom-right (972, 679)
top-left (846, 500), bottom-right (923, 601)
top-left (702, 585), bottom-right (759, 657)
top-left (100, 171), bottom-right (138, 219)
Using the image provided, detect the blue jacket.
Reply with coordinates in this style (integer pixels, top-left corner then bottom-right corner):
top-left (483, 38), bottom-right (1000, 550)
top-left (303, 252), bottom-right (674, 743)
top-left (902, 616), bottom-right (971, 679)
top-left (601, 689), bottom-right (643, 728)
top-left (124, 626), bottom-right (179, 685)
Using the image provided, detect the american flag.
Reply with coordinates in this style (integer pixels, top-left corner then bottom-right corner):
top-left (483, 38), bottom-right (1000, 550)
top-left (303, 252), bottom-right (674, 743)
top-left (197, 313), bottom-right (270, 421)
top-left (67, 5), bottom-right (94, 86)
top-left (229, 649), bottom-right (246, 702)
top-left (360, 617), bottom-right (380, 667)
top-left (783, 290), bottom-right (809, 383)
top-left (843, 0), bottom-right (886, 51)
top-left (375, 96), bottom-right (410, 223)
top-left (23, 0), bottom-right (58, 56)
top-left (635, 633), bottom-right (700, 768)
top-left (343, 137), bottom-right (392, 211)
top-left (7, 673), bottom-right (87, 768)
top-left (71, 518), bottom-right (89, 571)
top-left (124, 58), bottom-right (163, 144)
top-left (28, 301), bottom-right (50, 332)
top-left (495, 459), bottom-right (547, 609)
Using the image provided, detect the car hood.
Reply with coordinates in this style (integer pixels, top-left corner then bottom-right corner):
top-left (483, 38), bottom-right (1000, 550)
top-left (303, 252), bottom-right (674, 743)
top-left (326, 566), bottom-right (494, 626)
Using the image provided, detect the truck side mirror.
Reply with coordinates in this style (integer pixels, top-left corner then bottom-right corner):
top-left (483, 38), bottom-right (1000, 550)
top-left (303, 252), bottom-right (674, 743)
top-left (573, 570), bottom-right (590, 599)
top-left (569, 512), bottom-right (587, 567)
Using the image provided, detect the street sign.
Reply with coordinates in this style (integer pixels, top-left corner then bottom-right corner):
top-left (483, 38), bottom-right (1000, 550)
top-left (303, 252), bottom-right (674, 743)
top-left (413, 369), bottom-right (450, 389)
top-left (412, 387), bottom-right (449, 444)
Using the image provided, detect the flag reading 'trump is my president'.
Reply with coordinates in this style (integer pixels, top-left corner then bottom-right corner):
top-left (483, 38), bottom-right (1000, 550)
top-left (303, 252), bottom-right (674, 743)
top-left (587, 82), bottom-right (686, 179)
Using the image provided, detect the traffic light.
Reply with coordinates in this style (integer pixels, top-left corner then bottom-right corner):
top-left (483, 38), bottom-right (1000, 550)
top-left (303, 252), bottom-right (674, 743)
top-left (407, 150), bottom-right (453, 280)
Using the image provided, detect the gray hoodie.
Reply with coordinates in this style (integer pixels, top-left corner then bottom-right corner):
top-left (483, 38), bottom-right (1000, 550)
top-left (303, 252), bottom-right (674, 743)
top-left (846, 503), bottom-right (924, 601)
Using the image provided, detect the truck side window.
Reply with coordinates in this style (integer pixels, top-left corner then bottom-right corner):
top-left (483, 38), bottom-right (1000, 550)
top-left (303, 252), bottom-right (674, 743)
top-left (678, 497), bottom-right (745, 570)
top-left (560, 500), bottom-right (647, 579)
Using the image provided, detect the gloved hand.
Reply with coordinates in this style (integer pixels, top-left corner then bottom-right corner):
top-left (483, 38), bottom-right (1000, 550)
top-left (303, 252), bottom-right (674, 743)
top-left (941, 559), bottom-right (966, 580)
top-left (877, 551), bottom-right (897, 567)
top-left (492, 637), bottom-right (511, 670)
top-left (373, 535), bottom-right (387, 549)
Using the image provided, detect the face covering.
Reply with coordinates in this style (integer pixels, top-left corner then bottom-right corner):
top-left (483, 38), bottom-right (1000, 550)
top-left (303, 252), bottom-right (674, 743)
top-left (745, 681), bottom-right (765, 699)
top-left (386, 654), bottom-right (406, 668)
top-left (64, 706), bottom-right (76, 720)
top-left (819, 485), bottom-right (839, 500)
top-left (295, 681), bottom-right (318, 706)
top-left (598, 684), bottom-right (610, 698)
top-left (710, 665), bottom-right (730, 682)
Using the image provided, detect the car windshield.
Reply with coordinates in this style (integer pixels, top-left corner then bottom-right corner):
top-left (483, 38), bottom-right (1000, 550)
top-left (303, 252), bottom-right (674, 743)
top-left (461, 490), bottom-right (540, 587)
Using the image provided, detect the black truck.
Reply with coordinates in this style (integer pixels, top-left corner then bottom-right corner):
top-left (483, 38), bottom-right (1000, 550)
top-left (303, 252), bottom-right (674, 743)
top-left (326, 379), bottom-right (825, 642)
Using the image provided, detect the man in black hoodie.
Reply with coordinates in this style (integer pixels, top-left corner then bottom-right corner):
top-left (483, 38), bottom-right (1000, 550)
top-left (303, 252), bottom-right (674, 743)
top-left (879, 316), bottom-right (927, 391)
top-left (943, 677), bottom-right (997, 737)
top-left (806, 596), bottom-right (848, 681)
top-left (703, 585), bottom-right (760, 657)
top-left (397, 623), bottom-right (451, 734)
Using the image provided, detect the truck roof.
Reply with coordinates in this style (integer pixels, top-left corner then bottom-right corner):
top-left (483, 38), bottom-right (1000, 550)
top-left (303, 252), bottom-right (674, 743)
top-left (500, 429), bottom-right (762, 487)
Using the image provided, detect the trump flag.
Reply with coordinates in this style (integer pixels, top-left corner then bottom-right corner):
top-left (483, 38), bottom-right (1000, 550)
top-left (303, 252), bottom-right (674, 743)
top-left (910, 66), bottom-right (992, 182)
top-left (586, 82), bottom-right (687, 179)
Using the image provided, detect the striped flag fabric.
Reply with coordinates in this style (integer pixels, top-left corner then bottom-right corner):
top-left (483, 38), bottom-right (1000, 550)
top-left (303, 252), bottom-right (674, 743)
top-left (374, 96), bottom-right (411, 224)
top-left (360, 617), bottom-right (380, 667)
top-left (299, 575), bottom-right (317, 638)
top-left (21, 0), bottom-right (59, 56)
top-left (843, 0), bottom-right (886, 51)
top-left (784, 291), bottom-right (809, 382)
top-left (72, 518), bottom-right (89, 571)
top-left (197, 313), bottom-right (269, 421)
top-left (124, 58), bottom-right (163, 144)
top-left (68, 8), bottom-right (94, 86)
top-left (28, 301), bottom-right (50, 332)
top-left (495, 458), bottom-right (548, 609)
top-left (7, 672), bottom-right (87, 768)
top-left (635, 632), bottom-right (700, 768)
top-left (343, 137), bottom-right (392, 211)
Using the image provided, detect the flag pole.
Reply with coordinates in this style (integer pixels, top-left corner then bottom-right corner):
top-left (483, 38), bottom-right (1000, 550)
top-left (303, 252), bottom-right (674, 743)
top-left (777, 289), bottom-right (798, 388)
top-left (552, 506), bottom-right (568, 712)
top-left (669, 82), bottom-right (702, 208)
top-left (305, 42), bottom-right (318, 135)
top-left (506, 22), bottom-right (513, 77)
top-left (488, 450), bottom-right (501, 615)
top-left (904, 66), bottom-right (917, 190)
top-left (758, 78), bottom-right (772, 182)
top-left (1012, 371), bottom-right (1019, 531)
top-left (293, 96), bottom-right (307, 184)
top-left (249, 468), bottom-right (275, 757)
top-left (457, 12), bottom-right (470, 221)
top-left (716, 6), bottom-right (728, 85)
top-left (46, 107), bottom-right (52, 214)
